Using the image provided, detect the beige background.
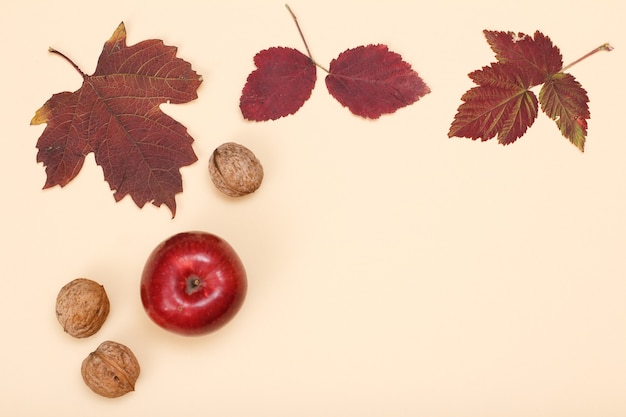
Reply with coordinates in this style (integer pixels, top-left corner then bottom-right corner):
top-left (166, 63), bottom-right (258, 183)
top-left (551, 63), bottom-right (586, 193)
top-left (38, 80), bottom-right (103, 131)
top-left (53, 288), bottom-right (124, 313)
top-left (1, 0), bottom-right (624, 415)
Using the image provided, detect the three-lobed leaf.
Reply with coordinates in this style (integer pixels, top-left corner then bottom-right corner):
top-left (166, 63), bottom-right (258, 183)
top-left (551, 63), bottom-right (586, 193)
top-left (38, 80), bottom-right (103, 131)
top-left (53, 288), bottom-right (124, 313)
top-left (31, 22), bottom-right (202, 217)
top-left (449, 30), bottom-right (592, 151)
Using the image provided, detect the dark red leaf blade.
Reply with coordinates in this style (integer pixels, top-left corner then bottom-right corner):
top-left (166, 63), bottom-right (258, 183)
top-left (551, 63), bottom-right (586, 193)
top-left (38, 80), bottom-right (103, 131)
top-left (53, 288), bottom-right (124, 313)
top-left (325, 44), bottom-right (430, 119)
top-left (30, 22), bottom-right (202, 217)
top-left (31, 91), bottom-right (91, 188)
top-left (483, 30), bottom-right (563, 86)
top-left (240, 47), bottom-right (317, 121)
top-left (448, 63), bottom-right (538, 145)
top-left (539, 72), bottom-right (590, 151)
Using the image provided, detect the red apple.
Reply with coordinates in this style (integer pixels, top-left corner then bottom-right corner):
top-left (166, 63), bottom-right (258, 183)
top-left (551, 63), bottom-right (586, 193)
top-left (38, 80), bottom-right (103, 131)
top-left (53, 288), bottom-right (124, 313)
top-left (140, 231), bottom-right (247, 336)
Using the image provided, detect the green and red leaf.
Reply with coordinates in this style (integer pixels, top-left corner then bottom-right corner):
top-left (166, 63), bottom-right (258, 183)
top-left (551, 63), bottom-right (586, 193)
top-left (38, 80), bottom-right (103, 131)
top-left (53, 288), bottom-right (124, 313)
top-left (449, 29), bottom-right (605, 151)
top-left (539, 73), bottom-right (590, 151)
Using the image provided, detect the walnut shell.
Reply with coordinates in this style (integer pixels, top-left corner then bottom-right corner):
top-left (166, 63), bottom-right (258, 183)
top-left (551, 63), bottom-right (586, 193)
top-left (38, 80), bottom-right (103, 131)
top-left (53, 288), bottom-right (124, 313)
top-left (56, 278), bottom-right (110, 338)
top-left (81, 340), bottom-right (140, 398)
top-left (209, 142), bottom-right (264, 197)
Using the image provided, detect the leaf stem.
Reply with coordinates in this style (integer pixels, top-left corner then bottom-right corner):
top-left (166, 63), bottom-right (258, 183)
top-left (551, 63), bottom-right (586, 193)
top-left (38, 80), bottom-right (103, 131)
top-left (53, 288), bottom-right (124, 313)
top-left (562, 43), bottom-right (614, 72)
top-left (285, 4), bottom-right (329, 73)
top-left (48, 47), bottom-right (87, 78)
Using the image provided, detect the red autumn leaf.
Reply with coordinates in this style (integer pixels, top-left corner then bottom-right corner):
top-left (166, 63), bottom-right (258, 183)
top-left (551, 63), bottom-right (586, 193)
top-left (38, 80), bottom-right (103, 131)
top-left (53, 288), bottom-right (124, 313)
top-left (240, 47), bottom-right (317, 121)
top-left (240, 6), bottom-right (429, 121)
top-left (325, 44), bottom-right (430, 119)
top-left (30, 22), bottom-right (202, 217)
top-left (483, 30), bottom-right (563, 85)
top-left (449, 29), bottom-right (610, 151)
top-left (539, 72), bottom-right (590, 151)
top-left (448, 63), bottom-right (538, 145)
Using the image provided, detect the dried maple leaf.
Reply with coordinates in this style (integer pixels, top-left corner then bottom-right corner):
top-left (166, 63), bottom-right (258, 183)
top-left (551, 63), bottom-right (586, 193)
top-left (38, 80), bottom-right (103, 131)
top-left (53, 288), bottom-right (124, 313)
top-left (239, 5), bottom-right (429, 121)
top-left (31, 22), bottom-right (202, 217)
top-left (449, 30), bottom-right (612, 152)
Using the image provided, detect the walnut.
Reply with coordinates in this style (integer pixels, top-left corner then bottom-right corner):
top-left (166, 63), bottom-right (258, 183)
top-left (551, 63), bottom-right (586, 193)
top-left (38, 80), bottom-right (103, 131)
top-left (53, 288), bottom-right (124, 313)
top-left (56, 278), bottom-right (110, 338)
top-left (209, 142), bottom-right (264, 197)
top-left (81, 340), bottom-right (141, 398)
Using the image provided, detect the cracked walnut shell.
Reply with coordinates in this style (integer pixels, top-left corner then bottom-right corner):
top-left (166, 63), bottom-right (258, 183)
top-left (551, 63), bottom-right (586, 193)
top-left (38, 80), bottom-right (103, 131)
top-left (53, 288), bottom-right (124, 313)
top-left (209, 142), bottom-right (264, 197)
top-left (56, 278), bottom-right (110, 338)
top-left (81, 340), bottom-right (140, 398)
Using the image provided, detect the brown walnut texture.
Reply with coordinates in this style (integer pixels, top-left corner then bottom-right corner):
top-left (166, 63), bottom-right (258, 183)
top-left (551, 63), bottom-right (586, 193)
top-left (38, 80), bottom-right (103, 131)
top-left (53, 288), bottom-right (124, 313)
top-left (209, 142), bottom-right (264, 197)
top-left (56, 278), bottom-right (110, 338)
top-left (81, 340), bottom-right (140, 398)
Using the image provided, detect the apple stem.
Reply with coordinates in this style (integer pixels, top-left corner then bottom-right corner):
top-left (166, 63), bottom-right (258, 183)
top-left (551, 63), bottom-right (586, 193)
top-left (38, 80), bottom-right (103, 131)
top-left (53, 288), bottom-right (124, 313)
top-left (285, 4), bottom-right (330, 73)
top-left (185, 276), bottom-right (202, 295)
top-left (562, 43), bottom-right (613, 72)
top-left (48, 47), bottom-right (87, 78)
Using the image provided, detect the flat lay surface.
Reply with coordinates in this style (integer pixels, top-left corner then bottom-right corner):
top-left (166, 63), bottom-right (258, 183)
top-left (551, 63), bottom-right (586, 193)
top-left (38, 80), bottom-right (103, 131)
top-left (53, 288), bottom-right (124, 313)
top-left (1, 0), bottom-right (625, 415)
